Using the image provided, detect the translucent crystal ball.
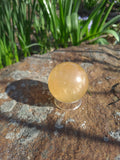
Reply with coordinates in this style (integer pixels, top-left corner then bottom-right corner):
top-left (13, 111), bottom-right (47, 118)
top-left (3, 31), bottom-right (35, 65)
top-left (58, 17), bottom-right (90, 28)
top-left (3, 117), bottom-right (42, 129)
top-left (48, 62), bottom-right (88, 103)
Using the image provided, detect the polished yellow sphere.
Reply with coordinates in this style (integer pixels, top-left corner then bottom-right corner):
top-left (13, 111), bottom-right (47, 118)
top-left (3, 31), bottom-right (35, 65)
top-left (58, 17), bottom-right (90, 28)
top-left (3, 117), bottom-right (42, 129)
top-left (48, 62), bottom-right (88, 103)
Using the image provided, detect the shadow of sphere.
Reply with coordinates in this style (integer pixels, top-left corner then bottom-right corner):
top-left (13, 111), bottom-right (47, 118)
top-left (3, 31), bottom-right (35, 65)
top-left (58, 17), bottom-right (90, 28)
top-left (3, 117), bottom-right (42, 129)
top-left (5, 79), bottom-right (53, 106)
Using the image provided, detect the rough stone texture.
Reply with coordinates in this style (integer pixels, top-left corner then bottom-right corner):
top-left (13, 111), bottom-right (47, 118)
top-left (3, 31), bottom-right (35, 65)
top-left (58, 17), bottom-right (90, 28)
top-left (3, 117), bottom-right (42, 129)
top-left (0, 100), bottom-right (17, 113)
top-left (0, 44), bottom-right (120, 160)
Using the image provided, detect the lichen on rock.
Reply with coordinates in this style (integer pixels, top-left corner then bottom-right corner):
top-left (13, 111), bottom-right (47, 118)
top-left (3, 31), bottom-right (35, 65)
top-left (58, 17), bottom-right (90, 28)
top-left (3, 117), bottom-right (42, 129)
top-left (109, 130), bottom-right (120, 142)
top-left (0, 100), bottom-right (17, 113)
top-left (5, 126), bottom-right (40, 145)
top-left (17, 104), bottom-right (54, 124)
top-left (0, 92), bottom-right (8, 99)
top-left (10, 70), bottom-right (31, 80)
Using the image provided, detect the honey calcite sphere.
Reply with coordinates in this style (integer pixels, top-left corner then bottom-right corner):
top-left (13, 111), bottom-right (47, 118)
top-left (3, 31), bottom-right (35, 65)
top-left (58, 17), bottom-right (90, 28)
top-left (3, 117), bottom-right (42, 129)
top-left (48, 62), bottom-right (88, 103)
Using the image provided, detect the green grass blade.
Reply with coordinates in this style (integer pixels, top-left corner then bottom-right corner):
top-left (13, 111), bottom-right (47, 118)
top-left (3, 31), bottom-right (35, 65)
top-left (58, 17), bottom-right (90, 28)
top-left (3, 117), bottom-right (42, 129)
top-left (80, 0), bottom-right (106, 38)
top-left (71, 13), bottom-right (79, 44)
top-left (44, 0), bottom-right (59, 39)
top-left (102, 15), bottom-right (120, 30)
top-left (94, 38), bottom-right (109, 45)
top-left (25, 43), bottom-right (42, 49)
top-left (72, 0), bottom-right (81, 13)
top-left (103, 29), bottom-right (119, 41)
top-left (79, 32), bottom-right (102, 44)
top-left (89, 4), bottom-right (106, 35)
top-left (98, 2), bottom-right (114, 32)
top-left (14, 45), bottom-right (19, 62)
top-left (59, 0), bottom-right (64, 26)
top-left (71, 13), bottom-right (78, 32)
top-left (66, 15), bottom-right (71, 33)
top-left (65, 0), bottom-right (73, 16)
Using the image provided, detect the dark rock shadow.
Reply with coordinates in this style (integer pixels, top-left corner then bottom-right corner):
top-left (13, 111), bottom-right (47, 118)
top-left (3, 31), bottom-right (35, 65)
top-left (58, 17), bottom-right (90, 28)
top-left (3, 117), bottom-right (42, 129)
top-left (3, 80), bottom-right (120, 149)
top-left (0, 111), bottom-right (120, 147)
top-left (5, 79), bottom-right (54, 106)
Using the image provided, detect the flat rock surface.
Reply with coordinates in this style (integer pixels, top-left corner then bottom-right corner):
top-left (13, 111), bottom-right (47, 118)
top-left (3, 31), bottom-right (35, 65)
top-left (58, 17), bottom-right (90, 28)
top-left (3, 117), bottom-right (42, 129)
top-left (0, 44), bottom-right (120, 160)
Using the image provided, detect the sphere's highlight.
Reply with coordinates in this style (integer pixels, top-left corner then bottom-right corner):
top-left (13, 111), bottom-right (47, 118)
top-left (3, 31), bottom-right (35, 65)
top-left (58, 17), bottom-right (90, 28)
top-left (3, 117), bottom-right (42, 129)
top-left (48, 62), bottom-right (88, 103)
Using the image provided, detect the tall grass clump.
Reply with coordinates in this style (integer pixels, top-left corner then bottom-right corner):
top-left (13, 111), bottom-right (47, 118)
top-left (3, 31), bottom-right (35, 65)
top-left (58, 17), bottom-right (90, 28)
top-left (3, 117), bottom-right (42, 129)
top-left (0, 0), bottom-right (19, 68)
top-left (39, 0), bottom-right (81, 47)
top-left (0, 0), bottom-right (49, 69)
top-left (39, 0), bottom-right (120, 46)
top-left (0, 0), bottom-right (120, 69)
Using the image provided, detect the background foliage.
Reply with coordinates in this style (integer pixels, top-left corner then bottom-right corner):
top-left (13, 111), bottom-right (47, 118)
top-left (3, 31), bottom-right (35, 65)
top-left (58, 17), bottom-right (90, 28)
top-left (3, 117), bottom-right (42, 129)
top-left (0, 0), bottom-right (120, 68)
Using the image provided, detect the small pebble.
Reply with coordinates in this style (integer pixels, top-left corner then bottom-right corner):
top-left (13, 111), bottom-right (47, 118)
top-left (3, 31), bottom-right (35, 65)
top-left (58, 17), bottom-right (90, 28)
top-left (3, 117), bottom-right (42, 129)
top-left (98, 81), bottom-right (102, 84)
top-left (105, 76), bottom-right (111, 80)
top-left (104, 136), bottom-right (109, 142)
top-left (55, 113), bottom-right (65, 129)
top-left (55, 112), bottom-right (61, 116)
top-left (113, 96), bottom-right (118, 101)
top-left (54, 130), bottom-right (59, 136)
top-left (66, 118), bottom-right (75, 124)
top-left (81, 121), bottom-right (86, 129)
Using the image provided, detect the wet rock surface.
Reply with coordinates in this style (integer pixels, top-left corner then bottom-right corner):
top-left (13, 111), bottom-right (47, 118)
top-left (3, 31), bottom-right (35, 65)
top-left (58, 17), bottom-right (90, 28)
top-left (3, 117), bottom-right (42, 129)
top-left (0, 44), bottom-right (120, 160)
